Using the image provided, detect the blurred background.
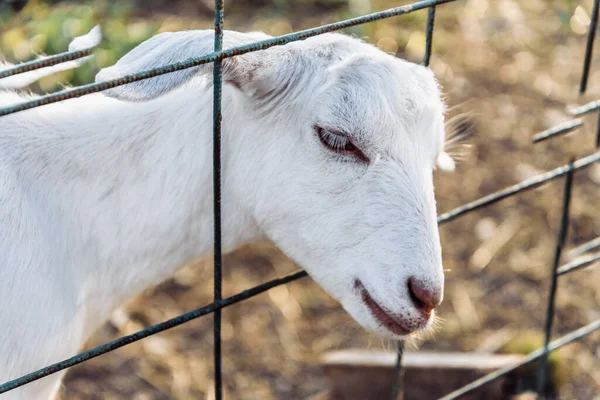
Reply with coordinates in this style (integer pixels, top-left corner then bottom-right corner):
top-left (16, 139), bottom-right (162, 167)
top-left (2, 0), bottom-right (600, 398)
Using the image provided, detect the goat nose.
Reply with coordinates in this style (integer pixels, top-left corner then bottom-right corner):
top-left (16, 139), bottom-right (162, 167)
top-left (408, 277), bottom-right (442, 317)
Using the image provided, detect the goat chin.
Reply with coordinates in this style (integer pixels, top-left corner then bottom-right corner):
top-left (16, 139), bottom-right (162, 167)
top-left (0, 25), bottom-right (450, 400)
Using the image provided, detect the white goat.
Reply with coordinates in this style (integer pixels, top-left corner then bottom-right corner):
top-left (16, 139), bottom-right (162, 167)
top-left (0, 27), bottom-right (453, 399)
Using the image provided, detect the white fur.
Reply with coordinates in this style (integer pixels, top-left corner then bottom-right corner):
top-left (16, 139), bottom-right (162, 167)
top-left (0, 28), bottom-right (449, 399)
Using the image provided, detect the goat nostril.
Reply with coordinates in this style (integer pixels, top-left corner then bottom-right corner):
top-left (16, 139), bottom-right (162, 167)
top-left (407, 278), bottom-right (442, 316)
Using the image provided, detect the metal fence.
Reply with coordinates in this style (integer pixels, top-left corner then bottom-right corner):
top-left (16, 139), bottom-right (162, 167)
top-left (1, 0), bottom-right (600, 398)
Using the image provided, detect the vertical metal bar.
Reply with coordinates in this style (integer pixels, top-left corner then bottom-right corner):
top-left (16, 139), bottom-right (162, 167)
top-left (580, 0), bottom-right (600, 94)
top-left (390, 8), bottom-right (436, 393)
top-left (391, 341), bottom-right (405, 400)
top-left (423, 6), bottom-right (436, 67)
top-left (392, 8), bottom-right (436, 399)
top-left (391, 8), bottom-right (436, 396)
top-left (213, 0), bottom-right (224, 399)
top-left (595, 111), bottom-right (600, 149)
top-left (392, 6), bottom-right (436, 399)
top-left (536, 162), bottom-right (575, 397)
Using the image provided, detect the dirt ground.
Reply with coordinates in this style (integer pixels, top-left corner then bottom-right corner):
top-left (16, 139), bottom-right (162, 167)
top-left (15, 0), bottom-right (598, 398)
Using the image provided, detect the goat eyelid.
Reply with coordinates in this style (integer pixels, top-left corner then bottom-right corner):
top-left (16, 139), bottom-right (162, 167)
top-left (313, 125), bottom-right (370, 163)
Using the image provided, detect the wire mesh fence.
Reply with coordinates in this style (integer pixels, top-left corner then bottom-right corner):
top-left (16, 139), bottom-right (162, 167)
top-left (0, 0), bottom-right (599, 398)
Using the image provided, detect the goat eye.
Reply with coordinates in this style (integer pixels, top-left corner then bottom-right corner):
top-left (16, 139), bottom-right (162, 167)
top-left (314, 126), bottom-right (369, 162)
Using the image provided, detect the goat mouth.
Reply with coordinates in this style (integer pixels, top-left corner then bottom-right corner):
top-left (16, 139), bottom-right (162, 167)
top-left (354, 279), bottom-right (412, 336)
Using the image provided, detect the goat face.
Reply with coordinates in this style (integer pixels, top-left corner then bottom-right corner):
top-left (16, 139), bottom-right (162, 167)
top-left (245, 41), bottom-right (447, 338)
top-left (97, 30), bottom-right (449, 339)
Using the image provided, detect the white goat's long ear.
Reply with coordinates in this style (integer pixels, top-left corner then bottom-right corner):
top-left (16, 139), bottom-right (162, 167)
top-left (95, 30), bottom-right (272, 102)
top-left (69, 25), bottom-right (102, 54)
top-left (0, 25), bottom-right (101, 90)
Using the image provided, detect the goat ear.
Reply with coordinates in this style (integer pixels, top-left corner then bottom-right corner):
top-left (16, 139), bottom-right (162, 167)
top-left (0, 25), bottom-right (101, 90)
top-left (96, 30), bottom-right (271, 102)
top-left (69, 25), bottom-right (102, 53)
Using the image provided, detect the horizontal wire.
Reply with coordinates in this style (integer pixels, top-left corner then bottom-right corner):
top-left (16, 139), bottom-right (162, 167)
top-left (558, 251), bottom-right (600, 276)
top-left (569, 236), bottom-right (600, 258)
top-left (532, 119), bottom-right (584, 143)
top-left (0, 48), bottom-right (94, 80)
top-left (0, 270), bottom-right (308, 394)
top-left (437, 152), bottom-right (600, 225)
top-left (0, 0), bottom-right (456, 117)
top-left (570, 100), bottom-right (600, 116)
top-left (438, 318), bottom-right (600, 400)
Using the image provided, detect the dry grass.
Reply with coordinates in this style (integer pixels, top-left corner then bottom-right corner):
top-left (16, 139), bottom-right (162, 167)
top-left (48, 0), bottom-right (600, 398)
